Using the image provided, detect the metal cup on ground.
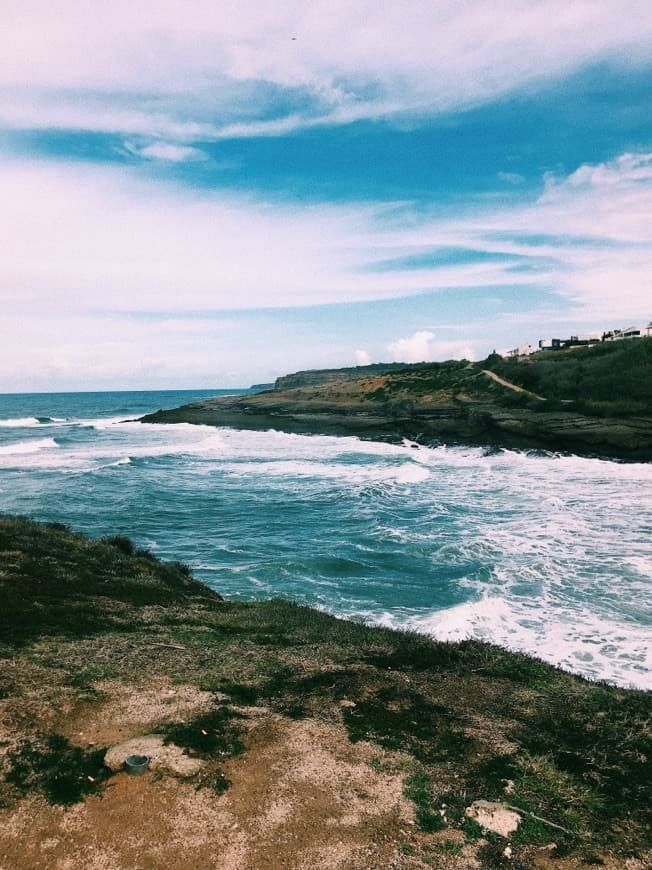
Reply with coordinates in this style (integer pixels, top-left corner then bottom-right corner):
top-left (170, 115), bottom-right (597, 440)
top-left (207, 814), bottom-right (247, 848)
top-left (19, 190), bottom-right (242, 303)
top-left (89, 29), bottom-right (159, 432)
top-left (124, 754), bottom-right (150, 776)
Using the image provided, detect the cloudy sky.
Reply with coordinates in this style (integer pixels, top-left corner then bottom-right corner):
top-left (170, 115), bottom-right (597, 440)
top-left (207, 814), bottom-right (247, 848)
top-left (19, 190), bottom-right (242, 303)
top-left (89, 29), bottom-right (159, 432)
top-left (1, 1), bottom-right (651, 391)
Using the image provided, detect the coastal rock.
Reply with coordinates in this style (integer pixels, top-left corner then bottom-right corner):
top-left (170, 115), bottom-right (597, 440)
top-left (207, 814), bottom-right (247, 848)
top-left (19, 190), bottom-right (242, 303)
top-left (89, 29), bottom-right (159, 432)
top-left (465, 800), bottom-right (521, 837)
top-left (104, 735), bottom-right (204, 777)
top-left (140, 355), bottom-right (652, 461)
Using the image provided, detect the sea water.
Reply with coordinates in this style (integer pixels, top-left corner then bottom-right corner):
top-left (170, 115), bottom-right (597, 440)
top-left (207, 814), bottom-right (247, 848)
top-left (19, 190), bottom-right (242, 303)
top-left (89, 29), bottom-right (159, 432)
top-left (0, 389), bottom-right (650, 690)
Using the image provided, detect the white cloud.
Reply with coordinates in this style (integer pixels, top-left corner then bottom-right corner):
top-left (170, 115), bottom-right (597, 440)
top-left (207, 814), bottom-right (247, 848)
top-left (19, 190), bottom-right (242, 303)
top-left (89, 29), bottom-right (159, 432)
top-left (0, 311), bottom-right (242, 392)
top-left (371, 152), bottom-right (652, 323)
top-left (0, 155), bottom-right (545, 318)
top-left (387, 331), bottom-right (477, 363)
top-left (1, 149), bottom-right (651, 390)
top-left (2, 150), bottom-right (651, 321)
top-left (0, 156), bottom-right (382, 312)
top-left (0, 2), bottom-right (650, 140)
top-left (387, 331), bottom-right (434, 363)
top-left (354, 349), bottom-right (371, 366)
top-left (128, 142), bottom-right (207, 162)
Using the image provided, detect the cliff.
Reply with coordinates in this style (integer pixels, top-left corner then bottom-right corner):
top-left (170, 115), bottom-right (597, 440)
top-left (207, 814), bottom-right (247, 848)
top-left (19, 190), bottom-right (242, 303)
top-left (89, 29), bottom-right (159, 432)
top-left (0, 515), bottom-right (649, 868)
top-left (274, 363), bottom-right (409, 391)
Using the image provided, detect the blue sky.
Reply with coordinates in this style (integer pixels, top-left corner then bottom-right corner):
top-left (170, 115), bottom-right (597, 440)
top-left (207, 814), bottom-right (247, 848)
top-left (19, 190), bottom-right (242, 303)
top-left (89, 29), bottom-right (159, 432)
top-left (1, 1), bottom-right (651, 391)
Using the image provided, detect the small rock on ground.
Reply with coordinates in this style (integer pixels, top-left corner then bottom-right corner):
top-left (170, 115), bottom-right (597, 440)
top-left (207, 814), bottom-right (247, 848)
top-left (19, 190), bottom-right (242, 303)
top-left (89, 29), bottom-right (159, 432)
top-left (104, 735), bottom-right (204, 777)
top-left (465, 800), bottom-right (521, 838)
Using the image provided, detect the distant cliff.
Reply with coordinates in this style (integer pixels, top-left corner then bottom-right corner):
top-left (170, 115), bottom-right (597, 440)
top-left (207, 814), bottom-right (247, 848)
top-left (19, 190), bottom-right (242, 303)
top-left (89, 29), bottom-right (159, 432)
top-left (274, 362), bottom-right (407, 390)
top-left (142, 341), bottom-right (652, 460)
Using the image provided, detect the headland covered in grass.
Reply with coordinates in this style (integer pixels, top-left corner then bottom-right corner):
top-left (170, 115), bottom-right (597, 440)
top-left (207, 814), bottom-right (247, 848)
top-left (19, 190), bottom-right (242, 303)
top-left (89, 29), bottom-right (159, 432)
top-left (0, 515), bottom-right (650, 869)
top-left (141, 339), bottom-right (652, 460)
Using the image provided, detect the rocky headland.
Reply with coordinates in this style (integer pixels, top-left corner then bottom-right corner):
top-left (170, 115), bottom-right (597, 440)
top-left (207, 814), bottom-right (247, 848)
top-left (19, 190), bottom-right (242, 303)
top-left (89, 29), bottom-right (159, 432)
top-left (141, 342), bottom-right (652, 460)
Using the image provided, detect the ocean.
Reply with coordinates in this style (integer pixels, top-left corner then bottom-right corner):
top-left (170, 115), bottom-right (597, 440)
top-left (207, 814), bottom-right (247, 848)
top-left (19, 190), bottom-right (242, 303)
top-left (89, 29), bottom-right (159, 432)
top-left (0, 389), bottom-right (650, 690)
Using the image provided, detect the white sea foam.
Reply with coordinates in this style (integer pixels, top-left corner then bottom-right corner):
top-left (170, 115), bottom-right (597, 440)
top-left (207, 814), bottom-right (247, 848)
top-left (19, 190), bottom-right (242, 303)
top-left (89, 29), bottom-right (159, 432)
top-left (2, 404), bottom-right (650, 689)
top-left (0, 437), bottom-right (59, 455)
top-left (95, 456), bottom-right (132, 470)
top-left (0, 416), bottom-right (70, 427)
top-left (0, 417), bottom-right (42, 427)
top-left (206, 457), bottom-right (431, 488)
top-left (378, 596), bottom-right (652, 691)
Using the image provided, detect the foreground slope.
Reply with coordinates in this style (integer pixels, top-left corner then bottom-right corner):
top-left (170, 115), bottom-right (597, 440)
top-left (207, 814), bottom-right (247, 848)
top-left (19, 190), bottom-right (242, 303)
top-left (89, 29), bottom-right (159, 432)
top-left (0, 516), bottom-right (650, 869)
top-left (141, 341), bottom-right (652, 460)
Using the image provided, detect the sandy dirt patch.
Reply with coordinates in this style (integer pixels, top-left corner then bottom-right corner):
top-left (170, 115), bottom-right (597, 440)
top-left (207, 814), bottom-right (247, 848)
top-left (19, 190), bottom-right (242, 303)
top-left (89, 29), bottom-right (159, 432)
top-left (60, 679), bottom-right (215, 747)
top-left (0, 705), bottom-right (416, 870)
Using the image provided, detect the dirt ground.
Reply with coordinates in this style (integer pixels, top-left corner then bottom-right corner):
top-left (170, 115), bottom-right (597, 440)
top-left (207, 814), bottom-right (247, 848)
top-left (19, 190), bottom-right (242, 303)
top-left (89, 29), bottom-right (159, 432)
top-left (1, 677), bottom-right (650, 870)
top-left (0, 679), bottom-right (421, 870)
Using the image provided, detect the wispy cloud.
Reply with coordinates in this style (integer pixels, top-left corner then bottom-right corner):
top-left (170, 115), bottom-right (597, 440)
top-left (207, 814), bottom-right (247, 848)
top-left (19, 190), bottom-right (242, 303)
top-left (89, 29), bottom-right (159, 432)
top-left (125, 142), bottom-right (207, 162)
top-left (2, 4), bottom-right (650, 390)
top-left (371, 152), bottom-right (652, 322)
top-left (1, 2), bottom-right (651, 145)
top-left (497, 171), bottom-right (525, 186)
top-left (2, 151), bottom-right (651, 319)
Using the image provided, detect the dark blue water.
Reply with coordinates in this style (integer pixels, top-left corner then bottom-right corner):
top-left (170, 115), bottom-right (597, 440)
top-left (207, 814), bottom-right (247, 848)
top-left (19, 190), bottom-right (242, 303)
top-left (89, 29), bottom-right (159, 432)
top-left (1, 390), bottom-right (650, 689)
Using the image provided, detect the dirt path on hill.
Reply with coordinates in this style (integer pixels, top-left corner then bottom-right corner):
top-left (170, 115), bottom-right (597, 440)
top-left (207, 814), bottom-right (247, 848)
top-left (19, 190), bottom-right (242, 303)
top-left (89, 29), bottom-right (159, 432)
top-left (481, 369), bottom-right (545, 400)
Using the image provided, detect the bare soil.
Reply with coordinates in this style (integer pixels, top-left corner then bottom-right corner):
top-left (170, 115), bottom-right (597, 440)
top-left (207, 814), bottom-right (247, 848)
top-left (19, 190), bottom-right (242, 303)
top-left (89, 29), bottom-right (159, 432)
top-left (0, 680), bottom-right (416, 870)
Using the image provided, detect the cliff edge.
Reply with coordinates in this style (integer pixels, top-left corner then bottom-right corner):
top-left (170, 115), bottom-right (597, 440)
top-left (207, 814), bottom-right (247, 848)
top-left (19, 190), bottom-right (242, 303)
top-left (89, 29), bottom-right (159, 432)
top-left (0, 516), bottom-right (650, 868)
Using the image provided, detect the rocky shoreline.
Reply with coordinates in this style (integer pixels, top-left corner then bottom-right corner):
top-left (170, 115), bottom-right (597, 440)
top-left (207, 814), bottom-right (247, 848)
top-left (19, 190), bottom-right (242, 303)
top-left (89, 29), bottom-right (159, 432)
top-left (140, 384), bottom-right (652, 461)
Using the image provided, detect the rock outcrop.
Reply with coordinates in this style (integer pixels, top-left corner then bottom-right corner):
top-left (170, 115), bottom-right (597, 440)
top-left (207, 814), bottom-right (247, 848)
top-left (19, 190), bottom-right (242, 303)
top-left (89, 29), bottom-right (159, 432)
top-left (141, 384), bottom-right (652, 460)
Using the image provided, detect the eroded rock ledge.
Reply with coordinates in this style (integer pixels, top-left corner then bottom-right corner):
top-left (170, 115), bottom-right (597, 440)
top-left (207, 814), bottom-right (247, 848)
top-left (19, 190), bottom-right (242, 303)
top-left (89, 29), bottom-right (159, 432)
top-left (140, 382), bottom-right (652, 461)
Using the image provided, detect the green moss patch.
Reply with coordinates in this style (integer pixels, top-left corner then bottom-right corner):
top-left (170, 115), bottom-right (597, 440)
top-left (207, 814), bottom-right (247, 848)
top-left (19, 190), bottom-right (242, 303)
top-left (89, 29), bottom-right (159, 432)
top-left (5, 733), bottom-right (109, 806)
top-left (403, 767), bottom-right (445, 832)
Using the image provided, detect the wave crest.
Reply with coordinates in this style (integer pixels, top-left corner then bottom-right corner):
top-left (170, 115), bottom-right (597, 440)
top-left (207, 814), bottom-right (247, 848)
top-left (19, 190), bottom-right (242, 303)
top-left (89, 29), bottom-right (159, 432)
top-left (0, 437), bottom-right (59, 455)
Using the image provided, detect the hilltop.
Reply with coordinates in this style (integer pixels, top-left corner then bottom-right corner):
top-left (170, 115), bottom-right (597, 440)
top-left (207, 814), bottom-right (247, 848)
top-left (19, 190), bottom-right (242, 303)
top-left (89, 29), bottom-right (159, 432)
top-left (0, 515), bottom-right (650, 869)
top-left (142, 339), bottom-right (652, 460)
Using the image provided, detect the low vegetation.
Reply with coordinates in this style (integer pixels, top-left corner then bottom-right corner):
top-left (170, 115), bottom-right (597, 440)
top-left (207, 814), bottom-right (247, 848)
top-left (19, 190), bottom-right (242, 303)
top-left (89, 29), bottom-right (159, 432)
top-left (360, 338), bottom-right (652, 417)
top-left (485, 339), bottom-right (652, 415)
top-left (0, 515), bottom-right (650, 868)
top-left (5, 734), bottom-right (109, 807)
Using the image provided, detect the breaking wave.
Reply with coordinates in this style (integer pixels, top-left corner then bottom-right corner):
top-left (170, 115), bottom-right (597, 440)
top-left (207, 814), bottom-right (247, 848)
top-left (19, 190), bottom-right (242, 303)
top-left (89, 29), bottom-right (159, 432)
top-left (0, 437), bottom-right (59, 455)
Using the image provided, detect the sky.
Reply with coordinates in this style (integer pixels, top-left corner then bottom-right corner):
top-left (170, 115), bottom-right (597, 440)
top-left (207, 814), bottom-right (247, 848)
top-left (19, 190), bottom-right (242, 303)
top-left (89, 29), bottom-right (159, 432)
top-left (1, 1), bottom-right (652, 391)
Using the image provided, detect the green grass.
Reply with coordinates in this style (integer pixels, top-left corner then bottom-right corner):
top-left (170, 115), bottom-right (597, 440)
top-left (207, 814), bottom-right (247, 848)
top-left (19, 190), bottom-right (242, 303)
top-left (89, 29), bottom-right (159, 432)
top-left (403, 767), bottom-right (445, 832)
top-left (485, 338), bottom-right (652, 413)
top-left (0, 514), bottom-right (221, 648)
top-left (338, 339), bottom-right (652, 418)
top-left (342, 685), bottom-right (473, 764)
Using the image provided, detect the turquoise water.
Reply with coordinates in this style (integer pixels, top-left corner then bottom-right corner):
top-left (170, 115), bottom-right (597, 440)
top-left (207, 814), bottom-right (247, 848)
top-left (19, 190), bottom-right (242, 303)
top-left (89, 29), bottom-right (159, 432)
top-left (1, 389), bottom-right (650, 690)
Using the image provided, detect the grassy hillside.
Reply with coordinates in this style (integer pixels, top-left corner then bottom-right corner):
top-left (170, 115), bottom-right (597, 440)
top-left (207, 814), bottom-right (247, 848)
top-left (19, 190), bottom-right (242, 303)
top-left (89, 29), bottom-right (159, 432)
top-left (274, 362), bottom-right (409, 390)
top-left (0, 516), bottom-right (650, 869)
top-left (141, 341), bottom-right (652, 459)
top-left (314, 339), bottom-right (652, 416)
top-left (267, 339), bottom-right (652, 416)
top-left (485, 339), bottom-right (652, 416)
